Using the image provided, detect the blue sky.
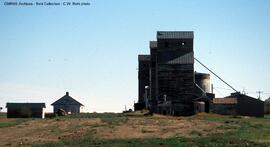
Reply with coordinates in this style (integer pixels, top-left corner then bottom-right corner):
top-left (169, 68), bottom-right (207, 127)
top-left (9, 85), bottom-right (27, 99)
top-left (0, 0), bottom-right (270, 112)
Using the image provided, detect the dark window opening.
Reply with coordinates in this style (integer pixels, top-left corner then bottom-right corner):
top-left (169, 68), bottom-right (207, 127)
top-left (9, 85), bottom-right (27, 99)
top-left (165, 42), bottom-right (169, 47)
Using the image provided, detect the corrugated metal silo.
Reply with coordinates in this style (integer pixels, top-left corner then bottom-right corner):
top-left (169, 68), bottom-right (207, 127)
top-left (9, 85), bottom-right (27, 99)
top-left (195, 72), bottom-right (210, 93)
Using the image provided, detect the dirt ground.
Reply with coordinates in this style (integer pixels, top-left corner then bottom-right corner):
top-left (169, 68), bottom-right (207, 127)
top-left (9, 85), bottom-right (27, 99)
top-left (0, 113), bottom-right (223, 146)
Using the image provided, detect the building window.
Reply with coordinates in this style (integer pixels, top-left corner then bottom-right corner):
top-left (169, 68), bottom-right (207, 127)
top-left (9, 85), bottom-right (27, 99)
top-left (181, 42), bottom-right (185, 46)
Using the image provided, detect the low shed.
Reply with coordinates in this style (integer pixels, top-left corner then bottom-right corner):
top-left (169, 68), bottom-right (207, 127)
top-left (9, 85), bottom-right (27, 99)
top-left (211, 93), bottom-right (264, 117)
top-left (6, 103), bottom-right (46, 118)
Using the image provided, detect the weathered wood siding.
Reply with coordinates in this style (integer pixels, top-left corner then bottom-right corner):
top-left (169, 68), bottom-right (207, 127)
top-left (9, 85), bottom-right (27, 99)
top-left (53, 104), bottom-right (82, 113)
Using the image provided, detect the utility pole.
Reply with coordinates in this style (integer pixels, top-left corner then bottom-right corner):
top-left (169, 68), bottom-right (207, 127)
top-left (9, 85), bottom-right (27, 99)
top-left (256, 90), bottom-right (263, 99)
top-left (242, 88), bottom-right (248, 95)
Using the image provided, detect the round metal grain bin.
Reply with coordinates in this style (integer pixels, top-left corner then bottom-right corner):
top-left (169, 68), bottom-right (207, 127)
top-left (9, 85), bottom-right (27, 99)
top-left (195, 72), bottom-right (210, 93)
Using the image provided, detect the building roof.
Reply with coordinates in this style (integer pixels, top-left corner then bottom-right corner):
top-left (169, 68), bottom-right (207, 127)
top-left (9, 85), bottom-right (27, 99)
top-left (225, 93), bottom-right (263, 103)
top-left (195, 72), bottom-right (210, 79)
top-left (213, 98), bottom-right (238, 104)
top-left (157, 31), bottom-right (194, 39)
top-left (6, 103), bottom-right (46, 108)
top-left (138, 55), bottom-right (150, 61)
top-left (149, 41), bottom-right (157, 48)
top-left (167, 52), bottom-right (194, 64)
top-left (51, 92), bottom-right (84, 106)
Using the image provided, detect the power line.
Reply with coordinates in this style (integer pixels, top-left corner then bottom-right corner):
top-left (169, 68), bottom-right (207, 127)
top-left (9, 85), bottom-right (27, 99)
top-left (195, 58), bottom-right (238, 93)
top-left (214, 86), bottom-right (234, 91)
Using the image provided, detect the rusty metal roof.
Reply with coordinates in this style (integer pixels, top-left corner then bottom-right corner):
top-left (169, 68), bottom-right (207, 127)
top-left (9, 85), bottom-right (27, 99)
top-left (213, 98), bottom-right (238, 104)
top-left (157, 31), bottom-right (194, 39)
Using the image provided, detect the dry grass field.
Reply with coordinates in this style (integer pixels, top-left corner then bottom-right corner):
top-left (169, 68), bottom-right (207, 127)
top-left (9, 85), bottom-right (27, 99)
top-left (0, 112), bottom-right (269, 146)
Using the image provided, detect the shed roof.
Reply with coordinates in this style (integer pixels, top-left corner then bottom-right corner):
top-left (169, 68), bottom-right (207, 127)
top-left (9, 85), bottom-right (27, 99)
top-left (225, 93), bottom-right (263, 104)
top-left (51, 92), bottom-right (84, 106)
top-left (157, 31), bottom-right (194, 39)
top-left (213, 98), bottom-right (238, 104)
top-left (6, 103), bottom-right (46, 108)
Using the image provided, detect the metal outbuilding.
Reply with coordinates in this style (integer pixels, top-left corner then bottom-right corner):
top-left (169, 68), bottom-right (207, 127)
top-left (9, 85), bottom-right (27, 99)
top-left (6, 103), bottom-right (46, 118)
top-left (211, 93), bottom-right (264, 117)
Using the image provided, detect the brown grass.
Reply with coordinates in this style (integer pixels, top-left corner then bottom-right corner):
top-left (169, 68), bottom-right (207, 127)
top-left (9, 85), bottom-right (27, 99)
top-left (0, 113), bottom-right (225, 146)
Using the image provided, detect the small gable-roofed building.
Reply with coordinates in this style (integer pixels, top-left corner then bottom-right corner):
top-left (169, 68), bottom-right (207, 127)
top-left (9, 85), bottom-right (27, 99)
top-left (6, 103), bottom-right (46, 118)
top-left (51, 92), bottom-right (84, 114)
